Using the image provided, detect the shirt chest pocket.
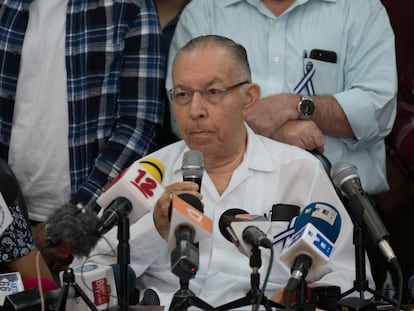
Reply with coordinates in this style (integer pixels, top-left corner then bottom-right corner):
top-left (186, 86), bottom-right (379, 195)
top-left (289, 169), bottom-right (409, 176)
top-left (302, 57), bottom-right (340, 95)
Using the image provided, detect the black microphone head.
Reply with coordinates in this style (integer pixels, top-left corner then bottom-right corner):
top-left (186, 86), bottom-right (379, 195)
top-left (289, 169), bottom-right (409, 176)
top-left (218, 208), bottom-right (248, 243)
top-left (330, 160), bottom-right (359, 189)
top-left (45, 203), bottom-right (101, 257)
top-left (182, 150), bottom-right (204, 186)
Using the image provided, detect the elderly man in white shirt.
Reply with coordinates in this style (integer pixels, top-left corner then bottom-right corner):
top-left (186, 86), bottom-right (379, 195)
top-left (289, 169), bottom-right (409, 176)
top-left (78, 35), bottom-right (373, 309)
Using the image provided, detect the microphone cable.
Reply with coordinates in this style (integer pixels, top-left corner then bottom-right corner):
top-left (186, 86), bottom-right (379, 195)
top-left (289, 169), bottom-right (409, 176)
top-left (254, 245), bottom-right (274, 311)
top-left (284, 286), bottom-right (293, 311)
top-left (35, 249), bottom-right (46, 311)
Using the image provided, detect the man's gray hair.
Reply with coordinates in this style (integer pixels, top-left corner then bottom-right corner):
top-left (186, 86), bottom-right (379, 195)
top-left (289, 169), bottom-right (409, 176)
top-left (174, 35), bottom-right (252, 80)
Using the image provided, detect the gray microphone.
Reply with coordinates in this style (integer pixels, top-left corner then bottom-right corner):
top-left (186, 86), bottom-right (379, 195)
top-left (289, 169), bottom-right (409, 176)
top-left (330, 161), bottom-right (396, 263)
top-left (182, 150), bottom-right (204, 192)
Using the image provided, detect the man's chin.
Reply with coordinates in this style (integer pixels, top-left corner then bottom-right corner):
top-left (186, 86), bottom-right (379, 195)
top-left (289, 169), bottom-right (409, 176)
top-left (186, 141), bottom-right (212, 153)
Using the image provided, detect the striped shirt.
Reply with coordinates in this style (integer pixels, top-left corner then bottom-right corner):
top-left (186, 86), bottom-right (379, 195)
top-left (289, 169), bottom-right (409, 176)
top-left (0, 0), bottom-right (165, 206)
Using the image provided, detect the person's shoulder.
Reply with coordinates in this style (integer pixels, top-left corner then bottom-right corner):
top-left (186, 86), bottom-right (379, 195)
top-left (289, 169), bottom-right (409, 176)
top-left (336, 0), bottom-right (386, 10)
top-left (143, 140), bottom-right (186, 168)
top-left (256, 134), bottom-right (317, 163)
top-left (146, 140), bottom-right (186, 158)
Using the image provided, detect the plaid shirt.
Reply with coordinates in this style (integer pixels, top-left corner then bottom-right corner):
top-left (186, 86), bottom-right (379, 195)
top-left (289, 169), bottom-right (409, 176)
top-left (0, 0), bottom-right (165, 206)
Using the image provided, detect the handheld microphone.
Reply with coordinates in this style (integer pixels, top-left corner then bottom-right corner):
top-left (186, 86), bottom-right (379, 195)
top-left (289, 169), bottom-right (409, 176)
top-left (169, 193), bottom-right (212, 280)
top-left (96, 157), bottom-right (165, 224)
top-left (280, 202), bottom-right (341, 291)
top-left (330, 161), bottom-right (397, 263)
top-left (182, 150), bottom-right (204, 192)
top-left (219, 209), bottom-right (272, 257)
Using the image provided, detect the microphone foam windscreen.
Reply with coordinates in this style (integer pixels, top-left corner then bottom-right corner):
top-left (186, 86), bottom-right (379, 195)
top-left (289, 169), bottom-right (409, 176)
top-left (46, 203), bottom-right (100, 257)
top-left (294, 202), bottom-right (341, 243)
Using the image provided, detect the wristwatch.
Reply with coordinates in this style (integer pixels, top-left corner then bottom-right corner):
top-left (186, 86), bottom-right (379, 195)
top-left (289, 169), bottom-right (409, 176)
top-left (297, 96), bottom-right (315, 119)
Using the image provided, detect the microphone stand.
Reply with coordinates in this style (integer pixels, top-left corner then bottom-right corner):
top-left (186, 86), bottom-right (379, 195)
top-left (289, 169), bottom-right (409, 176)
top-left (288, 278), bottom-right (315, 311)
top-left (338, 200), bottom-right (397, 309)
top-left (113, 214), bottom-right (132, 310)
top-left (169, 278), bottom-right (217, 311)
top-left (216, 246), bottom-right (282, 311)
top-left (55, 267), bottom-right (99, 311)
top-left (109, 206), bottom-right (145, 311)
top-left (169, 238), bottom-right (216, 311)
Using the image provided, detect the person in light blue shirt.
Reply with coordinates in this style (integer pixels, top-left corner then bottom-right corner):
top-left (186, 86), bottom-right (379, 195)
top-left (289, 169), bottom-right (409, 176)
top-left (166, 0), bottom-right (397, 195)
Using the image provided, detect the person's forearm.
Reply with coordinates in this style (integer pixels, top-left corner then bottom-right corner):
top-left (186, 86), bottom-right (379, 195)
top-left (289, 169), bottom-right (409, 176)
top-left (7, 249), bottom-right (54, 280)
top-left (311, 95), bottom-right (354, 138)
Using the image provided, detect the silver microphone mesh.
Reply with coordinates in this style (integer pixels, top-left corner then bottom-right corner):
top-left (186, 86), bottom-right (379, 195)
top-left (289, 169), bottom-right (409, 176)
top-left (330, 160), bottom-right (358, 189)
top-left (182, 150), bottom-right (204, 178)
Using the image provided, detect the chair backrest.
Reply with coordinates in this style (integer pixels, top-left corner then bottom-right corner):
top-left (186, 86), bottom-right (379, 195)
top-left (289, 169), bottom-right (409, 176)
top-left (308, 149), bottom-right (331, 176)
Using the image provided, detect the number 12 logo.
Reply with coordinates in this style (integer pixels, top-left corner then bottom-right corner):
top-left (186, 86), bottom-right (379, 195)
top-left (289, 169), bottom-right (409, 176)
top-left (130, 168), bottom-right (157, 198)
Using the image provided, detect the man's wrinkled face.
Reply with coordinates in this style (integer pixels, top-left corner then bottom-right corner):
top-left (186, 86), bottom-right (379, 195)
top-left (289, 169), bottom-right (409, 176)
top-left (171, 45), bottom-right (253, 157)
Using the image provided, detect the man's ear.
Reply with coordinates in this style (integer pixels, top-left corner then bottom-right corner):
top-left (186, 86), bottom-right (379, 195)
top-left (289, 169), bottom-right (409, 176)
top-left (242, 82), bottom-right (261, 113)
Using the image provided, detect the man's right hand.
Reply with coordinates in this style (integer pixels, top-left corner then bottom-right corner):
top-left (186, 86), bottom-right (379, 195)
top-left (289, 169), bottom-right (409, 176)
top-left (153, 181), bottom-right (201, 239)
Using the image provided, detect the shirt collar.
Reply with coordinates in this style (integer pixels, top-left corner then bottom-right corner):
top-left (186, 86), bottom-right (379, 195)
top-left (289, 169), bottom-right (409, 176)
top-left (243, 124), bottom-right (276, 173)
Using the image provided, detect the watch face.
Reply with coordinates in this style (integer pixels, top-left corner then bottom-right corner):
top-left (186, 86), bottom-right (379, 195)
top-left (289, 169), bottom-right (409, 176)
top-left (299, 99), bottom-right (315, 118)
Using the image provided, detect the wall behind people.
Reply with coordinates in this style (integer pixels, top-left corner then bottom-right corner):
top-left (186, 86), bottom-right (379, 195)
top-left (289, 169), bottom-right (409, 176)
top-left (372, 0), bottom-right (414, 303)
